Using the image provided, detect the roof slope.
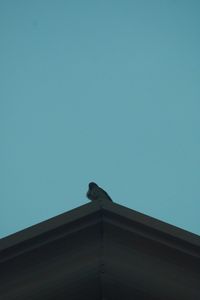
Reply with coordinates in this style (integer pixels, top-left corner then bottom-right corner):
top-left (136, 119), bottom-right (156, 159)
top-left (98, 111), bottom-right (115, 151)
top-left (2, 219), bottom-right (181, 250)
top-left (1, 200), bottom-right (200, 300)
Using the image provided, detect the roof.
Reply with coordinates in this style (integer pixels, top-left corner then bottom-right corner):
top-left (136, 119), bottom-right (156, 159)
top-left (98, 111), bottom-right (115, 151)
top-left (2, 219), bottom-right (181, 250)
top-left (1, 200), bottom-right (200, 299)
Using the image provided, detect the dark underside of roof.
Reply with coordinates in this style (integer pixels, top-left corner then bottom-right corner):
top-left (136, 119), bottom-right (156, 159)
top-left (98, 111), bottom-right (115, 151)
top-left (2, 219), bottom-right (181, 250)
top-left (1, 201), bottom-right (200, 300)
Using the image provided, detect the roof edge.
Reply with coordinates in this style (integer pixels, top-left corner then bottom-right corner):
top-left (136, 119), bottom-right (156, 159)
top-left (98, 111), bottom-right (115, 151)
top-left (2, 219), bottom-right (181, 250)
top-left (1, 200), bottom-right (200, 258)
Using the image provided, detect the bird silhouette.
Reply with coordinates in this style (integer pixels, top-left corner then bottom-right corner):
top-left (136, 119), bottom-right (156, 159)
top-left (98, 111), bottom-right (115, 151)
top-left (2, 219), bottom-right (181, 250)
top-left (86, 182), bottom-right (113, 202)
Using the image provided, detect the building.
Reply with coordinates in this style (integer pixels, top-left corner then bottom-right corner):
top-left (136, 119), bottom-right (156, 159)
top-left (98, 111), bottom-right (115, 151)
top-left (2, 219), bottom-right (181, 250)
top-left (1, 200), bottom-right (200, 299)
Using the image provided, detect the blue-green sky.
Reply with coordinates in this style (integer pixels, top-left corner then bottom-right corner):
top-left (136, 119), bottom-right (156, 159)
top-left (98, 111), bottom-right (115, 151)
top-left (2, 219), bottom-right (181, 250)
top-left (1, 0), bottom-right (200, 238)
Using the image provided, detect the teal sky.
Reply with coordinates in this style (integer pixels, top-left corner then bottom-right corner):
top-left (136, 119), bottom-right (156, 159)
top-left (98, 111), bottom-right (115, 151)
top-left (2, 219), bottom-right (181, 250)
top-left (1, 0), bottom-right (200, 238)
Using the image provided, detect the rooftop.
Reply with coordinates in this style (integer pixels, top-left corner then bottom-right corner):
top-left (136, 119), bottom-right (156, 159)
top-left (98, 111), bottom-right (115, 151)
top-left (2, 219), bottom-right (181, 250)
top-left (1, 200), bottom-right (200, 299)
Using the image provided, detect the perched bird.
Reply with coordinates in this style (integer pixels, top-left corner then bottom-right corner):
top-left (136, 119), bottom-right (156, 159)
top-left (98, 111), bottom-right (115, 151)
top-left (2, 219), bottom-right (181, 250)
top-left (86, 182), bottom-right (113, 202)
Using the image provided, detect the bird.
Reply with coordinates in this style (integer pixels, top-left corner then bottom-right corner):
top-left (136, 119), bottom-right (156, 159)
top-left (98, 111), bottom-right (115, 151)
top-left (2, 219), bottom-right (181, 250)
top-left (86, 182), bottom-right (113, 202)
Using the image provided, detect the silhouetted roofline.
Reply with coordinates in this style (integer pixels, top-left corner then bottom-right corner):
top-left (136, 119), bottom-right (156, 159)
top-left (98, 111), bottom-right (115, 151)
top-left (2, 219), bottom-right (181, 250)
top-left (1, 201), bottom-right (200, 300)
top-left (1, 200), bottom-right (199, 256)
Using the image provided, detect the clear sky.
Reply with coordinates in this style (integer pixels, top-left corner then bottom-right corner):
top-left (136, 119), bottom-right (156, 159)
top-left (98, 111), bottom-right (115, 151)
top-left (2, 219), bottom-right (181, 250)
top-left (1, 0), bottom-right (200, 238)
